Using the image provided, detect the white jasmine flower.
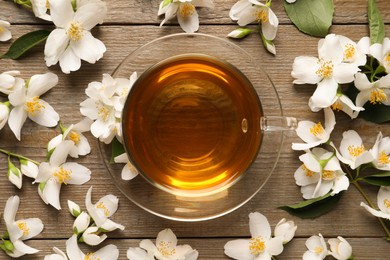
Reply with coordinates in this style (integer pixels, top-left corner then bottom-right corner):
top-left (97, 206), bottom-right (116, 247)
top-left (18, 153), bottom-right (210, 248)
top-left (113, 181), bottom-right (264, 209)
top-left (370, 37), bottom-right (390, 73)
top-left (354, 72), bottom-right (390, 107)
top-left (80, 74), bottom-right (121, 144)
top-left (229, 0), bottom-right (278, 41)
top-left (3, 196), bottom-right (44, 258)
top-left (286, 0), bottom-right (296, 3)
top-left (158, 0), bottom-right (214, 33)
top-left (8, 72), bottom-right (60, 141)
top-left (44, 0), bottom-right (107, 73)
top-left (113, 72), bottom-right (137, 114)
top-left (114, 153), bottom-right (139, 180)
top-left (303, 234), bottom-right (327, 260)
top-left (31, 0), bottom-right (51, 21)
top-left (48, 118), bottom-right (93, 158)
top-left (295, 148), bottom-right (349, 199)
top-left (127, 247), bottom-right (152, 260)
top-left (35, 141), bottom-right (91, 210)
top-left (72, 211), bottom-right (90, 234)
top-left (370, 132), bottom-right (390, 171)
top-left (7, 158), bottom-right (23, 189)
top-left (312, 93), bottom-right (364, 119)
top-left (68, 200), bottom-right (82, 217)
top-left (338, 35), bottom-right (367, 66)
top-left (224, 212), bottom-right (283, 260)
top-left (274, 218), bottom-right (297, 244)
top-left (0, 20), bottom-right (12, 41)
top-left (292, 108), bottom-right (335, 150)
top-left (0, 71), bottom-right (25, 95)
top-left (361, 186), bottom-right (390, 220)
top-left (328, 236), bottom-right (353, 260)
top-left (0, 101), bottom-right (10, 130)
top-left (85, 186), bottom-right (125, 231)
top-left (140, 228), bottom-right (198, 260)
top-left (20, 159), bottom-right (39, 179)
top-left (335, 130), bottom-right (374, 170)
top-left (292, 34), bottom-right (360, 109)
top-left (81, 226), bottom-right (107, 246)
top-left (44, 247), bottom-right (68, 260)
top-left (66, 234), bottom-right (119, 260)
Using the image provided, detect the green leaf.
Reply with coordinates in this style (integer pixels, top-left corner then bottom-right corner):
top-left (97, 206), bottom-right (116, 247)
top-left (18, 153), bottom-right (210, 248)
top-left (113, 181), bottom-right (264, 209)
top-left (1, 30), bottom-right (51, 60)
top-left (279, 192), bottom-right (343, 219)
top-left (368, 0), bottom-right (385, 44)
top-left (362, 172), bottom-right (390, 186)
top-left (110, 137), bottom-right (125, 164)
top-left (284, 0), bottom-right (334, 37)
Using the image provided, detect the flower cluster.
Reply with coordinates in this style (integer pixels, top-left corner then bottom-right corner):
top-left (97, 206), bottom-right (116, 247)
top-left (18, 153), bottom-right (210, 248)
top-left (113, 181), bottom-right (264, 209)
top-left (0, 71), bottom-right (59, 140)
top-left (80, 72), bottom-right (139, 181)
top-left (10, 0), bottom-right (107, 74)
top-left (158, 0), bottom-right (214, 33)
top-left (0, 196), bottom-right (44, 258)
top-left (303, 234), bottom-right (353, 260)
top-left (228, 0), bottom-right (279, 55)
top-left (224, 212), bottom-right (297, 260)
top-left (288, 34), bottom-right (390, 239)
top-left (127, 228), bottom-right (199, 260)
top-left (44, 187), bottom-right (123, 259)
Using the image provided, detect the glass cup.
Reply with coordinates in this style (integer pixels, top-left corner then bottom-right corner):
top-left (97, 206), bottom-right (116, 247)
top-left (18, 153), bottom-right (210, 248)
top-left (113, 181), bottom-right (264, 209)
top-left (99, 33), bottom-right (296, 221)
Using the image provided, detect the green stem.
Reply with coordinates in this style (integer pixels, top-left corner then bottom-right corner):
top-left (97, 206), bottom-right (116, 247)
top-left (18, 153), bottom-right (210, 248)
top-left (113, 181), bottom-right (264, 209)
top-left (353, 181), bottom-right (390, 239)
top-left (342, 164), bottom-right (390, 240)
top-left (0, 148), bottom-right (39, 165)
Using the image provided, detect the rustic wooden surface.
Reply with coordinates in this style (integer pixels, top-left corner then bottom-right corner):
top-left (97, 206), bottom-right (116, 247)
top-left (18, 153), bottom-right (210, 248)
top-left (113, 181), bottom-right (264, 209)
top-left (1, 0), bottom-right (390, 259)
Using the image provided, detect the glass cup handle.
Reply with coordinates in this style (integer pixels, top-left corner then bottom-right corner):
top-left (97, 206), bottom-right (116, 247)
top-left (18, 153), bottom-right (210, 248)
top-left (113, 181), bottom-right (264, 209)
top-left (260, 116), bottom-right (298, 131)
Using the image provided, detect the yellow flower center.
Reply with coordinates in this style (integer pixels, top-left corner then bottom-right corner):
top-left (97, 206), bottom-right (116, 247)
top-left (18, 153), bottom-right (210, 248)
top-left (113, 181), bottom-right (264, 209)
top-left (67, 22), bottom-right (83, 41)
top-left (17, 221), bottom-right (30, 236)
top-left (348, 145), bottom-right (365, 157)
top-left (302, 165), bottom-right (316, 177)
top-left (96, 202), bottom-right (110, 217)
top-left (331, 100), bottom-right (343, 111)
top-left (0, 27), bottom-right (4, 33)
top-left (249, 237), bottom-right (265, 255)
top-left (256, 9), bottom-right (268, 23)
top-left (158, 241), bottom-right (176, 256)
top-left (25, 96), bottom-right (45, 116)
top-left (46, 0), bottom-right (50, 9)
top-left (314, 246), bottom-right (324, 254)
top-left (97, 104), bottom-right (110, 122)
top-left (385, 53), bottom-right (390, 66)
top-left (370, 88), bottom-right (388, 104)
top-left (344, 43), bottom-right (355, 60)
top-left (310, 122), bottom-right (324, 137)
top-left (179, 3), bottom-right (195, 17)
top-left (384, 199), bottom-right (390, 209)
top-left (69, 131), bottom-right (81, 145)
top-left (85, 252), bottom-right (100, 260)
top-left (54, 167), bottom-right (72, 184)
top-left (322, 170), bottom-right (335, 180)
top-left (378, 151), bottom-right (390, 165)
top-left (316, 59), bottom-right (334, 78)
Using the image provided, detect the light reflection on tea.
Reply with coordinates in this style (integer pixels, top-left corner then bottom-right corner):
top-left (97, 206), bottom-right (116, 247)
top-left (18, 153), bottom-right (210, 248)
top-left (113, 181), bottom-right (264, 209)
top-left (122, 54), bottom-right (262, 195)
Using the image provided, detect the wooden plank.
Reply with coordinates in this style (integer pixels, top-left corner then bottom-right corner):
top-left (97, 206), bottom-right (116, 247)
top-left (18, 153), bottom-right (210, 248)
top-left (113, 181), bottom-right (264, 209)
top-left (0, 25), bottom-right (389, 240)
top-left (12, 238), bottom-right (390, 259)
top-left (1, 0), bottom-right (390, 25)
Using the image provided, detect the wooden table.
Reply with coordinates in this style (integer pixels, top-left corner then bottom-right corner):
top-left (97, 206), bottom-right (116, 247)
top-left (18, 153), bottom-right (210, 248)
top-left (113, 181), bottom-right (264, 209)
top-left (1, 0), bottom-right (390, 258)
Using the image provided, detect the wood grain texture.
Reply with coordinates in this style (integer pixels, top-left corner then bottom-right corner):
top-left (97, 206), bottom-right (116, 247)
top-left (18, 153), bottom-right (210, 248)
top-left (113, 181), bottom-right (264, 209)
top-left (1, 0), bottom-right (390, 25)
top-left (1, 0), bottom-right (390, 258)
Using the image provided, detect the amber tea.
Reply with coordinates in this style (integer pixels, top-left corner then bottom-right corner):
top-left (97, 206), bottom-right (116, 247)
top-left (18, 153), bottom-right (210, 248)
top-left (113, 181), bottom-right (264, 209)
top-left (122, 54), bottom-right (262, 195)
